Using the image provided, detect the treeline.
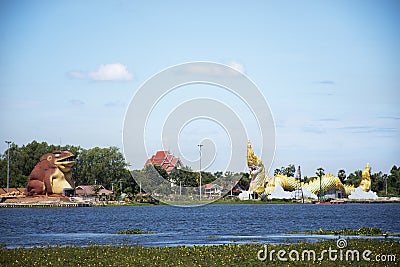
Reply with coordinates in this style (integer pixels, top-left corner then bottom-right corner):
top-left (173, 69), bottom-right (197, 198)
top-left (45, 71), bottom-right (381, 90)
top-left (1, 141), bottom-right (398, 197)
top-left (0, 141), bottom-right (250, 196)
top-left (275, 164), bottom-right (400, 196)
top-left (136, 165), bottom-right (250, 196)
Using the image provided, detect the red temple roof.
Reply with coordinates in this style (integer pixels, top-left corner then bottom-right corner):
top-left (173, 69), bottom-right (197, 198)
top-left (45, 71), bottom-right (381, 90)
top-left (144, 150), bottom-right (182, 174)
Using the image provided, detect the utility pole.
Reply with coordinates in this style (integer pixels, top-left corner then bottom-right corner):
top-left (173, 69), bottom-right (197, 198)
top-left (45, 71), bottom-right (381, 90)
top-left (5, 141), bottom-right (11, 193)
top-left (384, 175), bottom-right (388, 197)
top-left (198, 144), bottom-right (203, 200)
top-left (119, 179), bottom-right (123, 191)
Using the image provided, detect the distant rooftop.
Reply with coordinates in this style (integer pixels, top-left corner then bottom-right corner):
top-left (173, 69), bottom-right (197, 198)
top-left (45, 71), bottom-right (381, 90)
top-left (144, 150), bottom-right (182, 174)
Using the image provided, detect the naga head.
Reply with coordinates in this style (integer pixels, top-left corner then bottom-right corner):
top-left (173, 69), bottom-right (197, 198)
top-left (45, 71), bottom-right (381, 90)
top-left (247, 140), bottom-right (263, 175)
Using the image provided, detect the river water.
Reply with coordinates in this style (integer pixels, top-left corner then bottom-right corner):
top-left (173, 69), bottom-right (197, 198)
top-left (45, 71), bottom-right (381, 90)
top-left (0, 204), bottom-right (399, 248)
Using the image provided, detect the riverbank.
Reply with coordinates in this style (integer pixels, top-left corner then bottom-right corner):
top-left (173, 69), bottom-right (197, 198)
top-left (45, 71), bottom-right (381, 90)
top-left (1, 196), bottom-right (399, 208)
top-left (1, 239), bottom-right (398, 266)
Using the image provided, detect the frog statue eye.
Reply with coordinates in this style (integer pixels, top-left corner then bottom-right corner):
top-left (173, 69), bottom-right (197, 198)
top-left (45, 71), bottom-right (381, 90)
top-left (54, 153), bottom-right (60, 158)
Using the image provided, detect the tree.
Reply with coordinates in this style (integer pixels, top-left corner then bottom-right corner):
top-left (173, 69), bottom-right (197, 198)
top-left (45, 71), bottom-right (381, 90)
top-left (73, 146), bottom-right (128, 189)
top-left (316, 167), bottom-right (325, 201)
top-left (346, 170), bottom-right (362, 187)
top-left (284, 164), bottom-right (296, 177)
top-left (387, 165), bottom-right (400, 196)
top-left (200, 171), bottom-right (217, 185)
top-left (371, 171), bottom-right (385, 195)
top-left (338, 169), bottom-right (346, 184)
top-left (214, 171), bottom-right (223, 178)
top-left (274, 164), bottom-right (295, 177)
top-left (170, 169), bottom-right (198, 187)
top-left (153, 164), bottom-right (169, 180)
top-left (236, 172), bottom-right (250, 190)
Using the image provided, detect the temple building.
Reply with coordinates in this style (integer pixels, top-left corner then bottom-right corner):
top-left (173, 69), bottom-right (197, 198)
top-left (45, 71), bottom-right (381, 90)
top-left (144, 150), bottom-right (182, 174)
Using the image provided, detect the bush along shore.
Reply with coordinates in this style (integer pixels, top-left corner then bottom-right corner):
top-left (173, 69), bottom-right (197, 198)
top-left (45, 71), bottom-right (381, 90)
top-left (287, 227), bottom-right (400, 237)
top-left (1, 239), bottom-right (399, 267)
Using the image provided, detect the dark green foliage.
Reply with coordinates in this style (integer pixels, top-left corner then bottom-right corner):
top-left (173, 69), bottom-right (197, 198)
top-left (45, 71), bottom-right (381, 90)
top-left (73, 146), bottom-right (129, 189)
top-left (236, 172), bottom-right (250, 190)
top-left (274, 164), bottom-right (296, 177)
top-left (169, 168), bottom-right (198, 187)
top-left (387, 165), bottom-right (400, 196)
top-left (153, 164), bottom-right (169, 180)
top-left (345, 170), bottom-right (362, 187)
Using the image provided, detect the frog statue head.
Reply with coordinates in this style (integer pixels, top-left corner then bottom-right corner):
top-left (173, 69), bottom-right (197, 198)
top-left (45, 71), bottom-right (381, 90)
top-left (26, 151), bottom-right (75, 196)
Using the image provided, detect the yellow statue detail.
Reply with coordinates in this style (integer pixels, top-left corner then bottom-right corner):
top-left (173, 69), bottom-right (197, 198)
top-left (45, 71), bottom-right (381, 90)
top-left (247, 140), bottom-right (260, 166)
top-left (359, 163), bottom-right (371, 192)
top-left (302, 174), bottom-right (355, 196)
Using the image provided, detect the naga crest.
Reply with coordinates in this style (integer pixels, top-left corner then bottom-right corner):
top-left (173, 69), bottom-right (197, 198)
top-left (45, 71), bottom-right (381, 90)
top-left (247, 140), bottom-right (268, 194)
top-left (26, 151), bottom-right (75, 196)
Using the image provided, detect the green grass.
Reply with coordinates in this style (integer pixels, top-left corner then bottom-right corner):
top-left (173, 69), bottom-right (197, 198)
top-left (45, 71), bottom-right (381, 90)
top-left (287, 227), bottom-right (400, 237)
top-left (1, 239), bottom-right (398, 266)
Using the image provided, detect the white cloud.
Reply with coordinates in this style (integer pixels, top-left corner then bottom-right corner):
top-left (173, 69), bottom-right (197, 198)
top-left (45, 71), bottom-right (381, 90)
top-left (89, 63), bottom-right (133, 81)
top-left (69, 63), bottom-right (134, 81)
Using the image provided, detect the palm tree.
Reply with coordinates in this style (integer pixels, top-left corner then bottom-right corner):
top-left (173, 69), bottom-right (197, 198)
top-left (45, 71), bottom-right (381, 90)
top-left (338, 169), bottom-right (346, 184)
top-left (316, 167), bottom-right (325, 201)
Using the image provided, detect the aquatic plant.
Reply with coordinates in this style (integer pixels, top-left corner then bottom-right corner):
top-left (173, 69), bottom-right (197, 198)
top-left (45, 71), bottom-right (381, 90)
top-left (115, 229), bottom-right (154, 234)
top-left (1, 239), bottom-right (398, 266)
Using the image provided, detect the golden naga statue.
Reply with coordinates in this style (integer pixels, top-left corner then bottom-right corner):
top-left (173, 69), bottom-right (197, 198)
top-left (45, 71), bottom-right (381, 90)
top-left (247, 140), bottom-right (269, 194)
top-left (247, 140), bottom-right (372, 197)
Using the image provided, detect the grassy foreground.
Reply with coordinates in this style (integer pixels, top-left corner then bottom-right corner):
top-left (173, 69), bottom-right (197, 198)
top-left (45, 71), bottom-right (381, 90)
top-left (1, 239), bottom-right (399, 267)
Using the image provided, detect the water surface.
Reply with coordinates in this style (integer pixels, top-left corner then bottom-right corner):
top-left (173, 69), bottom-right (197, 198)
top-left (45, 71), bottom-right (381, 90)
top-left (0, 204), bottom-right (398, 247)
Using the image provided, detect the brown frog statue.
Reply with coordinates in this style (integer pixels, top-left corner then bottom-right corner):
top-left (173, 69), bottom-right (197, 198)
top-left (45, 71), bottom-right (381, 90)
top-left (26, 151), bottom-right (75, 196)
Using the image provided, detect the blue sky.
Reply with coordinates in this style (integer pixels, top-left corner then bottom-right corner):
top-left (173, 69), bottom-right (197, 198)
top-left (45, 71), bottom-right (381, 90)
top-left (0, 0), bottom-right (399, 177)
